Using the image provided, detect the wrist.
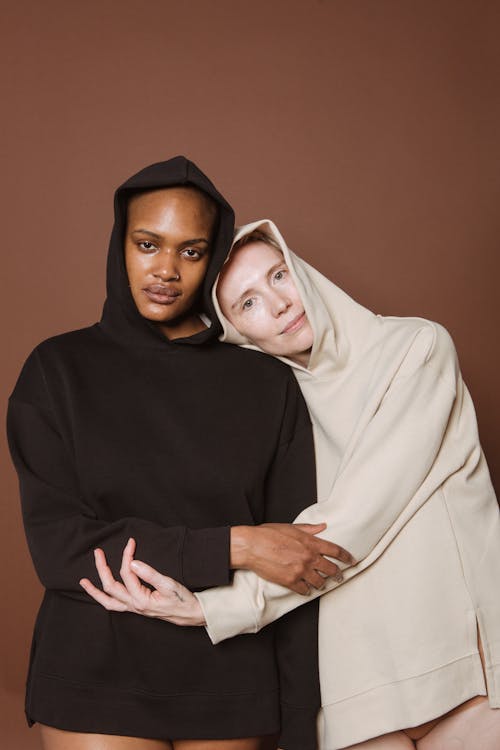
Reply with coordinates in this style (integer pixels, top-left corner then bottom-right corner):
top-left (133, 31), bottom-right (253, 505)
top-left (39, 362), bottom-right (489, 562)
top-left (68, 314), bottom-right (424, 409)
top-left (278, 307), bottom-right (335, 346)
top-left (229, 525), bottom-right (253, 569)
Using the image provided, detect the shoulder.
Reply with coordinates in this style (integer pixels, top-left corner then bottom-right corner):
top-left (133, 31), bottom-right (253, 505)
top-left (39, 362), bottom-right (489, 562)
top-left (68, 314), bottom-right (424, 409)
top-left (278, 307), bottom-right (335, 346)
top-left (35, 324), bottom-right (101, 357)
top-left (378, 315), bottom-right (459, 383)
top-left (10, 325), bottom-right (100, 403)
top-left (210, 340), bottom-right (295, 381)
top-left (208, 342), bottom-right (307, 423)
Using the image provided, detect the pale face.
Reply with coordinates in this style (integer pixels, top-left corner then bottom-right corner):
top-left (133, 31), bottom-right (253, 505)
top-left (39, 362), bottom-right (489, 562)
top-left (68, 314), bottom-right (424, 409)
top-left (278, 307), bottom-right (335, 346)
top-left (217, 241), bottom-right (313, 365)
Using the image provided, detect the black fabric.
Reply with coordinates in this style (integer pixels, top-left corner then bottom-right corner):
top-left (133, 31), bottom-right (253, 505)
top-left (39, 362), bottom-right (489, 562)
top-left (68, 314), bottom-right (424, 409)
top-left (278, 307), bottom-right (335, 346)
top-left (7, 156), bottom-right (320, 748)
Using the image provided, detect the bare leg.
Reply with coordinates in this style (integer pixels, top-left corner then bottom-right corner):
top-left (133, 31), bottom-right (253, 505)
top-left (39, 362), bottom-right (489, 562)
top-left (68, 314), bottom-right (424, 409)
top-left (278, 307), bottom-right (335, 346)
top-left (341, 731), bottom-right (416, 749)
top-left (173, 736), bottom-right (278, 750)
top-left (416, 697), bottom-right (500, 750)
top-left (39, 724), bottom-right (173, 750)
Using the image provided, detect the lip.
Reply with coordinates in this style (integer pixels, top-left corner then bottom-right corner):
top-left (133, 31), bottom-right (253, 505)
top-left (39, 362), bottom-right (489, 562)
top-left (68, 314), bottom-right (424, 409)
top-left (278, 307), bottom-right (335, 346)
top-left (281, 311), bottom-right (306, 335)
top-left (143, 285), bottom-right (181, 305)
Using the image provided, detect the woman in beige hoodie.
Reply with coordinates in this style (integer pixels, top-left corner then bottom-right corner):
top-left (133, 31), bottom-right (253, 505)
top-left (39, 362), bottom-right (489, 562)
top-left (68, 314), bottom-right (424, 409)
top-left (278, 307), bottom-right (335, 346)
top-left (83, 220), bottom-right (500, 750)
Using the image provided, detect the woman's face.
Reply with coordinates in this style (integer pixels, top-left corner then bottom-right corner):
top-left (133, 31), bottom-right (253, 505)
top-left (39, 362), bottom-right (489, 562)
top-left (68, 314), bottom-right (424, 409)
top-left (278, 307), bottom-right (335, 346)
top-left (125, 187), bottom-right (215, 339)
top-left (217, 241), bottom-right (313, 365)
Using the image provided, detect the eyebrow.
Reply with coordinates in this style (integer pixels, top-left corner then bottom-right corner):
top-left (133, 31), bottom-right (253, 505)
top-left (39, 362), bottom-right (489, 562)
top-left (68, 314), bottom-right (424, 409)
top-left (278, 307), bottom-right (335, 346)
top-left (231, 261), bottom-right (285, 311)
top-left (131, 229), bottom-right (210, 245)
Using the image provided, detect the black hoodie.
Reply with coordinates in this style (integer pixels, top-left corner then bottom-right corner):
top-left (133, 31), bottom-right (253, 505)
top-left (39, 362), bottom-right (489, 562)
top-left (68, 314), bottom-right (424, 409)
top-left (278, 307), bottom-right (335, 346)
top-left (7, 157), bottom-right (320, 747)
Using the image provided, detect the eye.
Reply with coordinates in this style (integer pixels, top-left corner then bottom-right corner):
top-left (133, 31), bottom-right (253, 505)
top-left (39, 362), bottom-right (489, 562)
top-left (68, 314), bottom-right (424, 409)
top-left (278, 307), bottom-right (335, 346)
top-left (182, 248), bottom-right (203, 260)
top-left (138, 241), bottom-right (157, 253)
top-left (242, 298), bottom-right (254, 310)
top-left (273, 268), bottom-right (287, 282)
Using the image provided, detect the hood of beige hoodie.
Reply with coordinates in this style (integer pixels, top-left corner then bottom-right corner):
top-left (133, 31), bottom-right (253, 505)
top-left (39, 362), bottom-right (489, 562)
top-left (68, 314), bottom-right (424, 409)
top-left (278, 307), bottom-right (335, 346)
top-left (211, 219), bottom-right (381, 500)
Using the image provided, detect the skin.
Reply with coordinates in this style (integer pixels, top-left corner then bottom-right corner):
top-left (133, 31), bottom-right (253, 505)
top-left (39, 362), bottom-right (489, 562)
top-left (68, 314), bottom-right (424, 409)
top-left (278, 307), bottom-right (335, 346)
top-left (217, 241), bottom-right (314, 366)
top-left (39, 725), bottom-right (279, 750)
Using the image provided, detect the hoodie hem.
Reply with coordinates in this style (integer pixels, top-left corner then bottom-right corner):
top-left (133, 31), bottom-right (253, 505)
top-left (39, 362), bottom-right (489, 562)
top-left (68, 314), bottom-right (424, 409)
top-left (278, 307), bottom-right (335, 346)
top-left (27, 672), bottom-right (280, 739)
top-left (320, 653), bottom-right (487, 749)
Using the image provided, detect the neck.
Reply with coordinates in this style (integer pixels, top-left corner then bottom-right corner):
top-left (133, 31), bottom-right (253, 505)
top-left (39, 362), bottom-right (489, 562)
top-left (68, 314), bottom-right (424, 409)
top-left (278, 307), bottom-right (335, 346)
top-left (158, 314), bottom-right (207, 341)
top-left (289, 348), bottom-right (312, 367)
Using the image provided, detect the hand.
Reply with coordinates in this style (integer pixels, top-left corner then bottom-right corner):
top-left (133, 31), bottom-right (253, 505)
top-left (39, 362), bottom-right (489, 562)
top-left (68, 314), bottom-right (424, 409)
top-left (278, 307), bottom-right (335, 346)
top-left (79, 538), bottom-right (206, 626)
top-left (230, 522), bottom-right (355, 595)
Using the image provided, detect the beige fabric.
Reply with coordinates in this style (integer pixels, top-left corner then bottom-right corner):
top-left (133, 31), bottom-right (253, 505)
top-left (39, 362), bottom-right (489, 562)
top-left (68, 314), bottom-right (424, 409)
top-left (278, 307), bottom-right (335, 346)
top-left (195, 220), bottom-right (500, 749)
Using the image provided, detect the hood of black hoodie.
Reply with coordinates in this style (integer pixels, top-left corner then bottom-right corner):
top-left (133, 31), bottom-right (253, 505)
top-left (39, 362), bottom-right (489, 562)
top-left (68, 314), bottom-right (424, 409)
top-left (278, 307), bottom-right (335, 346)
top-left (99, 156), bottom-right (235, 349)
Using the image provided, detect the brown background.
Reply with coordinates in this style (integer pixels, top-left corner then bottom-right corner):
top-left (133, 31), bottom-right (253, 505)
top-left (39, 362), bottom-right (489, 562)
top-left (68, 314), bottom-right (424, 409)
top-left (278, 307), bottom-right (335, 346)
top-left (1, 1), bottom-right (499, 747)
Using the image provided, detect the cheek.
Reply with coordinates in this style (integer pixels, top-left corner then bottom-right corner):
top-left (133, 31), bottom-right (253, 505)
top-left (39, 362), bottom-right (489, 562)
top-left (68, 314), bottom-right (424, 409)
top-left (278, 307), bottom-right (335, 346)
top-left (298, 320), bottom-right (314, 351)
top-left (239, 307), bottom-right (275, 344)
top-left (125, 249), bottom-right (148, 284)
top-left (184, 260), bottom-right (210, 296)
top-left (287, 281), bottom-right (304, 308)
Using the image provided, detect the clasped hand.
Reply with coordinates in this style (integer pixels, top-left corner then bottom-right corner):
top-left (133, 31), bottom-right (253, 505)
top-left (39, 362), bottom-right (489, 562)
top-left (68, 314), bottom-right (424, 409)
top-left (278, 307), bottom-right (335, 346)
top-left (79, 523), bottom-right (354, 623)
top-left (80, 538), bottom-right (205, 625)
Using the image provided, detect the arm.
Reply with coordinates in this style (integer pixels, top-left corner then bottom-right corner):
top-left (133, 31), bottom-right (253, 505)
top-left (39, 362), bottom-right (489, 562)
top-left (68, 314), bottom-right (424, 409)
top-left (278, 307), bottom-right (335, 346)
top-left (6, 349), bottom-right (231, 597)
top-left (196, 323), bottom-right (475, 642)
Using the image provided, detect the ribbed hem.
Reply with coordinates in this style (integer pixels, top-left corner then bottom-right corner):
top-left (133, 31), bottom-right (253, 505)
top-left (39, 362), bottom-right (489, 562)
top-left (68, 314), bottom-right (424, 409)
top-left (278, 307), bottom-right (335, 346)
top-left (196, 572), bottom-right (259, 642)
top-left (321, 653), bottom-right (486, 749)
top-left (279, 702), bottom-right (319, 750)
top-left (27, 672), bottom-right (280, 739)
top-left (183, 526), bottom-right (231, 589)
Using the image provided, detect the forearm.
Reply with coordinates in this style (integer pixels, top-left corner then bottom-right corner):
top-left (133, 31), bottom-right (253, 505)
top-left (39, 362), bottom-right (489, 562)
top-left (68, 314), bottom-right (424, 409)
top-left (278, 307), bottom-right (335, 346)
top-left (24, 514), bottom-right (231, 595)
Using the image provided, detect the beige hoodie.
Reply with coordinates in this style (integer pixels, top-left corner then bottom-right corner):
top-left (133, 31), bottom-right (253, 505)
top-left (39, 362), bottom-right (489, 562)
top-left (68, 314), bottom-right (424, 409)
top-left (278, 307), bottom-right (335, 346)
top-left (195, 220), bottom-right (500, 749)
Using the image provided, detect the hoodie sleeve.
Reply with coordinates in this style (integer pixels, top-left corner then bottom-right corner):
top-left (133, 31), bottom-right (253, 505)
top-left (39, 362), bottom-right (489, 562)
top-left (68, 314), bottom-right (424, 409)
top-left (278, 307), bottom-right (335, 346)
top-left (196, 323), bottom-right (487, 640)
top-left (261, 372), bottom-right (320, 750)
top-left (7, 350), bottom-right (231, 599)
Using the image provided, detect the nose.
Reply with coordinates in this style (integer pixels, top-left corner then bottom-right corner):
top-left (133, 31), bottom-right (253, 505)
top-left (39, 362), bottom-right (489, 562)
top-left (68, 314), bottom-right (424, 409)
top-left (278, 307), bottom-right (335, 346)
top-left (153, 251), bottom-right (180, 282)
top-left (269, 290), bottom-right (291, 317)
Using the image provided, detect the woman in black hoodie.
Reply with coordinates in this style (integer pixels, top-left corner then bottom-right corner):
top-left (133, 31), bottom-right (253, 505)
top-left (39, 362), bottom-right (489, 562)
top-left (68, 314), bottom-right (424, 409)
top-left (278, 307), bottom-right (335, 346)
top-left (7, 157), bottom-right (348, 750)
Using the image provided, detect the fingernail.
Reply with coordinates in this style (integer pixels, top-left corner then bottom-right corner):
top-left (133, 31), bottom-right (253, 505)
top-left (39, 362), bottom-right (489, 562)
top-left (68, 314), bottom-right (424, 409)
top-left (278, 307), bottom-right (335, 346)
top-left (130, 561), bottom-right (139, 571)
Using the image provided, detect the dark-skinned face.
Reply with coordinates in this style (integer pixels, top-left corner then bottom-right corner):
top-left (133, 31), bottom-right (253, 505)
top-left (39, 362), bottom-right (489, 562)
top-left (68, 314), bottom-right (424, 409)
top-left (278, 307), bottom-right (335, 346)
top-left (125, 187), bottom-right (216, 340)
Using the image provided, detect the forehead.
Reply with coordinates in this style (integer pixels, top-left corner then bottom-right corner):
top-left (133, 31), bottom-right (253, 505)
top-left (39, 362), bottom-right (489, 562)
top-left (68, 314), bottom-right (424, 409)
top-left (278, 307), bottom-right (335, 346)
top-left (127, 187), bottom-right (215, 231)
top-left (227, 241), bottom-right (283, 280)
top-left (219, 241), bottom-right (283, 299)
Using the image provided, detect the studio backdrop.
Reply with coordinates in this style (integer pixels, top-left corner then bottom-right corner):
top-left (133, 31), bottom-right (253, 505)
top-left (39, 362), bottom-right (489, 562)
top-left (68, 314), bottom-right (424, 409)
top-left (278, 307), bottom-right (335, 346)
top-left (1, 2), bottom-right (499, 748)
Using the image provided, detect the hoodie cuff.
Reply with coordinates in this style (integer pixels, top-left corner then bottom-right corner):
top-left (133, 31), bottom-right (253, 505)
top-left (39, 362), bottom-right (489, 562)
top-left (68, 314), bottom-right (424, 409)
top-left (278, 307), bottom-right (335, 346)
top-left (195, 572), bottom-right (259, 643)
top-left (279, 702), bottom-right (320, 750)
top-left (181, 526), bottom-right (231, 589)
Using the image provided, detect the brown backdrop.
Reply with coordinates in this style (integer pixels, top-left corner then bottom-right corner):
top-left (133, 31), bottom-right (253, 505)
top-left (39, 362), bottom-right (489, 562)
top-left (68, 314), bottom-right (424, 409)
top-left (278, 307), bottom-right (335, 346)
top-left (1, 1), bottom-right (499, 747)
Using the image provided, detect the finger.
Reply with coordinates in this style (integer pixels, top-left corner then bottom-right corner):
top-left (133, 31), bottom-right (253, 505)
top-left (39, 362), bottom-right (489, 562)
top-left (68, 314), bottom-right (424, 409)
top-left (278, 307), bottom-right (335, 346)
top-left (125, 536), bottom-right (136, 559)
top-left (130, 560), bottom-right (187, 599)
top-left (293, 523), bottom-right (327, 535)
top-left (289, 579), bottom-right (311, 596)
top-left (79, 578), bottom-right (128, 612)
top-left (119, 538), bottom-right (144, 596)
top-left (94, 548), bottom-right (130, 601)
top-left (314, 557), bottom-right (343, 580)
top-left (304, 571), bottom-right (329, 589)
top-left (315, 539), bottom-right (356, 565)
